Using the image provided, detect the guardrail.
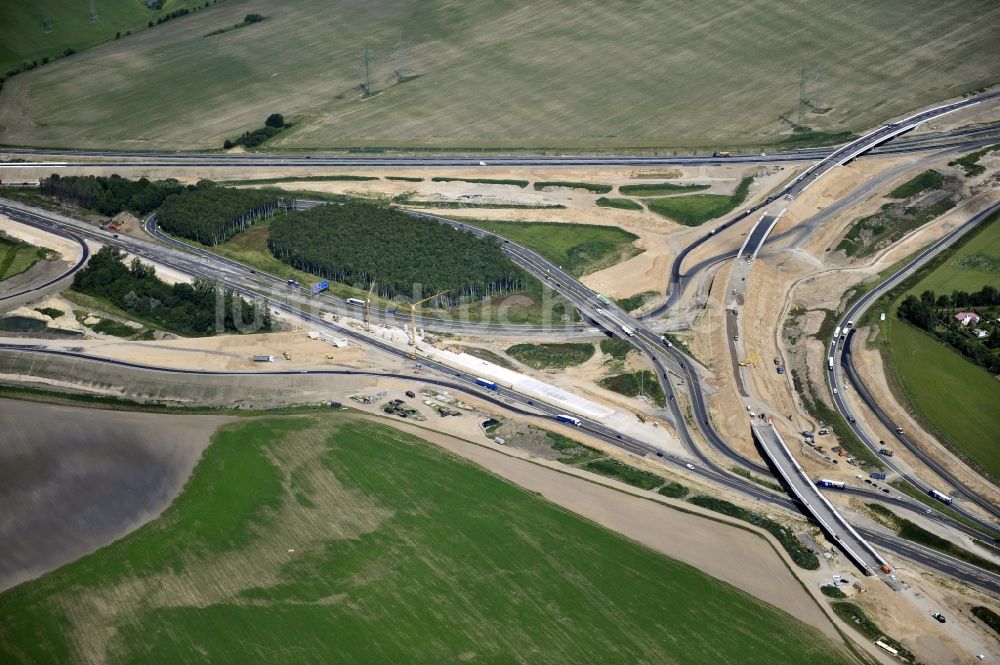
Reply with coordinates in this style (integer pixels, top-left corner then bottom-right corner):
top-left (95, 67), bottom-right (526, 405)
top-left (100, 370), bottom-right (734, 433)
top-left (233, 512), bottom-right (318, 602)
top-left (752, 422), bottom-right (889, 575)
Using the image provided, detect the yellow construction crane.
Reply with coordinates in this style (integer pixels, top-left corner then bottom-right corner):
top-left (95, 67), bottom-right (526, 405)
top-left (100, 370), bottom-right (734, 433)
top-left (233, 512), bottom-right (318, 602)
top-left (738, 351), bottom-right (761, 368)
top-left (409, 289), bottom-right (450, 346)
top-left (364, 277), bottom-right (376, 332)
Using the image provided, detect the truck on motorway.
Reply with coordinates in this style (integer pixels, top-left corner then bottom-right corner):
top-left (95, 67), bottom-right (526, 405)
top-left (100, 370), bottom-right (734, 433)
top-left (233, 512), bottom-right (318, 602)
top-left (660, 335), bottom-right (672, 347)
top-left (555, 414), bottom-right (582, 426)
top-left (828, 356), bottom-right (834, 371)
top-left (928, 488), bottom-right (954, 505)
top-left (475, 377), bottom-right (499, 391)
top-left (879, 448), bottom-right (894, 457)
top-left (816, 479), bottom-right (846, 489)
top-left (870, 472), bottom-right (887, 480)
top-left (597, 294), bottom-right (611, 305)
top-left (312, 280), bottom-right (329, 294)
top-left (345, 297), bottom-right (365, 306)
top-left (712, 151), bottom-right (732, 158)
top-left (620, 324), bottom-right (635, 337)
top-left (252, 355), bottom-right (274, 362)
top-left (834, 326), bottom-right (841, 340)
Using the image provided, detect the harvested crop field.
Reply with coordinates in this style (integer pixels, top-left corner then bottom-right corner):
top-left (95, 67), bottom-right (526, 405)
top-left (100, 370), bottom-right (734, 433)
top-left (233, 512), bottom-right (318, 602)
top-left (1, 0), bottom-right (997, 149)
top-left (0, 414), bottom-right (854, 664)
top-left (0, 399), bottom-right (231, 591)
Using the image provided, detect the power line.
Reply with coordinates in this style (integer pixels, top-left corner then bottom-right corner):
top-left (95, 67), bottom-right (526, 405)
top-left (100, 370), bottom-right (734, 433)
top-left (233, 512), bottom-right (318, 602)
top-left (360, 47), bottom-right (375, 96)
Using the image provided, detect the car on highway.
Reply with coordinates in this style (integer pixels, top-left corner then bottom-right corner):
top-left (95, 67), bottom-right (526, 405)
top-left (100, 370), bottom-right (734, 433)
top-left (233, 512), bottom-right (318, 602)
top-left (685, 463), bottom-right (695, 470)
top-left (881, 488), bottom-right (890, 494)
top-left (932, 613), bottom-right (946, 623)
top-left (405, 391), bottom-right (416, 398)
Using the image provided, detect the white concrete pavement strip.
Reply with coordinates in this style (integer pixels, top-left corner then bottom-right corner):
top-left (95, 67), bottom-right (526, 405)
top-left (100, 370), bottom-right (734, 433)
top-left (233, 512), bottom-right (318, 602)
top-left (368, 323), bottom-right (684, 455)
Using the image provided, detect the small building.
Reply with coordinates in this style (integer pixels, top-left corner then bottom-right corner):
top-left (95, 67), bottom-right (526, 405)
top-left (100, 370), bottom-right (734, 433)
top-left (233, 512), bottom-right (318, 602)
top-left (954, 312), bottom-right (980, 326)
top-left (973, 328), bottom-right (989, 339)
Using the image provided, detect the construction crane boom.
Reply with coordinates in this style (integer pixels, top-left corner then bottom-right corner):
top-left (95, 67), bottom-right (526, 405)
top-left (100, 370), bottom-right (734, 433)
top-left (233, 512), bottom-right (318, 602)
top-left (364, 277), bottom-right (377, 332)
top-left (409, 290), bottom-right (449, 346)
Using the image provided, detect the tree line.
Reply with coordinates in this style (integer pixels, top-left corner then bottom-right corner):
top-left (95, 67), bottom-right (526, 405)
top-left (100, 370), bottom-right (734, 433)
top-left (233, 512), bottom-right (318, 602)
top-left (40, 174), bottom-right (188, 217)
top-left (224, 114), bottom-right (291, 149)
top-left (897, 286), bottom-right (1000, 374)
top-left (156, 186), bottom-right (282, 246)
top-left (267, 202), bottom-right (528, 303)
top-left (74, 246), bottom-right (271, 337)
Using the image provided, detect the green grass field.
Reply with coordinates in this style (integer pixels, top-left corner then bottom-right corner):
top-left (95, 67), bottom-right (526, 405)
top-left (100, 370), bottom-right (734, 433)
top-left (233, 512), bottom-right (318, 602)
top-left (455, 219), bottom-right (641, 277)
top-left (0, 0), bottom-right (210, 74)
top-left (596, 197), bottom-right (643, 211)
top-left (906, 211), bottom-right (1000, 294)
top-left (615, 290), bottom-right (659, 312)
top-left (873, 214), bottom-right (1000, 479)
top-left (505, 342), bottom-right (594, 369)
top-left (887, 169), bottom-right (944, 199)
top-left (0, 235), bottom-right (43, 281)
top-left (618, 182), bottom-right (710, 197)
top-left (600, 337), bottom-right (634, 360)
top-left (0, 416), bottom-right (852, 664)
top-left (647, 177), bottom-right (752, 226)
top-left (882, 317), bottom-right (1000, 480)
top-left (2, 0), bottom-right (997, 150)
top-left (599, 370), bottom-right (666, 407)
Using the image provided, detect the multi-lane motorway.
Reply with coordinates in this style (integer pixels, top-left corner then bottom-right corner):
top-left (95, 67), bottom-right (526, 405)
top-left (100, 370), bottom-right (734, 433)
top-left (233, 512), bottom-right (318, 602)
top-left (2, 90), bottom-right (999, 589)
top-left (830, 202), bottom-right (1000, 524)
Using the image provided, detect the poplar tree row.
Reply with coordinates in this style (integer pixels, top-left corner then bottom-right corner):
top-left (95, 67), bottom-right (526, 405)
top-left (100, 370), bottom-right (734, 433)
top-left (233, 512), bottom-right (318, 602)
top-left (40, 174), bottom-right (186, 216)
top-left (156, 187), bottom-right (282, 246)
top-left (267, 202), bottom-right (527, 302)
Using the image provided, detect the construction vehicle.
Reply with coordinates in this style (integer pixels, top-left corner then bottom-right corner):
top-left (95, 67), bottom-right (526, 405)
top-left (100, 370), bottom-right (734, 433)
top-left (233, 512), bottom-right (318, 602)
top-left (409, 290), bottom-right (450, 346)
top-left (879, 448), bottom-right (894, 457)
top-left (324, 354), bottom-right (335, 360)
top-left (282, 351), bottom-right (291, 360)
top-left (738, 352), bottom-right (760, 368)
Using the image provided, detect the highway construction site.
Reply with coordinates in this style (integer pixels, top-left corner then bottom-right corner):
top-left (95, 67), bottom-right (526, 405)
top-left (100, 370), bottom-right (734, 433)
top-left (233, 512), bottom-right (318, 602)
top-left (2, 93), bottom-right (1000, 664)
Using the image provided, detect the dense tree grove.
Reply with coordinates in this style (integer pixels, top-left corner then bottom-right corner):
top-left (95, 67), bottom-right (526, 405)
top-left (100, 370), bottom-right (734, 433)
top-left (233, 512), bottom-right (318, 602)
top-left (74, 246), bottom-right (271, 336)
top-left (267, 202), bottom-right (527, 302)
top-left (40, 174), bottom-right (187, 216)
top-left (156, 187), bottom-right (282, 245)
top-left (897, 286), bottom-right (1000, 374)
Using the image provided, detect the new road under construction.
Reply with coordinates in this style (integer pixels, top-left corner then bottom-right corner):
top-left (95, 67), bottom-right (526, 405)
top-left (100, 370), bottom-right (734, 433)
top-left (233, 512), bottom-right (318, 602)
top-left (3, 88), bottom-right (1000, 664)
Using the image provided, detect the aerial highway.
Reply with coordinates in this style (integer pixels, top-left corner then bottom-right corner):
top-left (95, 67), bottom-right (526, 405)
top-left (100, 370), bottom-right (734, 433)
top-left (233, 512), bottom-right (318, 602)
top-left (144, 211), bottom-right (599, 338)
top-left (829, 201), bottom-right (1000, 524)
top-left (3, 338), bottom-right (998, 597)
top-left (2, 90), bottom-right (998, 586)
top-left (0, 221), bottom-right (89, 303)
top-left (751, 422), bottom-right (890, 575)
top-left (646, 91), bottom-right (1000, 317)
top-left (2, 114), bottom-right (997, 168)
top-left (6, 199), bottom-right (999, 587)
